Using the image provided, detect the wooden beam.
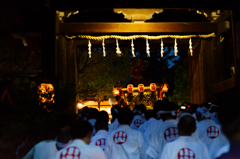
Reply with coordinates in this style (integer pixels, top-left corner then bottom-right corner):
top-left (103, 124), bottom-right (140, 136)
top-left (59, 22), bottom-right (217, 34)
top-left (217, 21), bottom-right (230, 35)
top-left (212, 77), bottom-right (236, 94)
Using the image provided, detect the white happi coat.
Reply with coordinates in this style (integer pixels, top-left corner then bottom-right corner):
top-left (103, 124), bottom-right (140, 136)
top-left (130, 115), bottom-right (147, 130)
top-left (160, 136), bottom-right (211, 159)
top-left (147, 119), bottom-right (179, 159)
top-left (105, 124), bottom-right (147, 159)
top-left (142, 118), bottom-right (162, 144)
top-left (23, 140), bottom-right (58, 159)
top-left (54, 139), bottom-right (106, 159)
top-left (90, 130), bottom-right (109, 152)
top-left (108, 118), bottom-right (119, 133)
top-left (195, 119), bottom-right (229, 159)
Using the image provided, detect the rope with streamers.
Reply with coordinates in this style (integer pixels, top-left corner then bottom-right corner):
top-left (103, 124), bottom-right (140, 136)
top-left (65, 33), bottom-right (216, 40)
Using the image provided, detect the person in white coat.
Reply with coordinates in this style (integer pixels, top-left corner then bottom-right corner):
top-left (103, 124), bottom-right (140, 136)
top-left (90, 120), bottom-right (109, 152)
top-left (146, 102), bottom-right (179, 159)
top-left (108, 105), bottom-right (121, 133)
top-left (161, 115), bottom-right (211, 159)
top-left (195, 111), bottom-right (229, 159)
top-left (23, 131), bottom-right (72, 159)
top-left (54, 120), bottom-right (106, 159)
top-left (130, 105), bottom-right (146, 130)
top-left (105, 107), bottom-right (147, 159)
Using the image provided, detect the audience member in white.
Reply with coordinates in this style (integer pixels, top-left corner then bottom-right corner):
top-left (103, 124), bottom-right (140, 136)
top-left (161, 115), bottom-right (211, 159)
top-left (147, 101), bottom-right (179, 159)
top-left (105, 107), bottom-right (147, 159)
top-left (90, 120), bottom-right (109, 152)
top-left (195, 111), bottom-right (229, 159)
top-left (130, 105), bottom-right (147, 130)
top-left (23, 131), bottom-right (72, 159)
top-left (54, 120), bottom-right (106, 159)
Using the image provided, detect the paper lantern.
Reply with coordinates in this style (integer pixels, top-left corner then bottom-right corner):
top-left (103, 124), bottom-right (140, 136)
top-left (127, 84), bottom-right (134, 93)
top-left (112, 87), bottom-right (120, 97)
top-left (150, 83), bottom-right (157, 91)
top-left (138, 84), bottom-right (145, 92)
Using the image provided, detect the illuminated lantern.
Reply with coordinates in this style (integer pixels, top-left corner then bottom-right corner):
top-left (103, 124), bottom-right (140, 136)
top-left (150, 83), bottom-right (157, 91)
top-left (112, 87), bottom-right (120, 97)
top-left (138, 84), bottom-right (145, 92)
top-left (162, 84), bottom-right (169, 93)
top-left (38, 83), bottom-right (55, 104)
top-left (127, 84), bottom-right (134, 93)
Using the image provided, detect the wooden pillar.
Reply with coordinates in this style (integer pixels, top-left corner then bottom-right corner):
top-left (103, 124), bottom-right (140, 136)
top-left (67, 39), bottom-right (79, 113)
top-left (41, 9), bottom-right (57, 78)
top-left (57, 34), bottom-right (67, 83)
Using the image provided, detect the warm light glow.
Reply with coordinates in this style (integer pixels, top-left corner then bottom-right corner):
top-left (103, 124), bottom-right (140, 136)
top-left (109, 98), bottom-right (116, 105)
top-left (162, 84), bottom-right (169, 92)
top-left (38, 83), bottom-right (55, 104)
top-left (113, 88), bottom-right (120, 96)
top-left (77, 103), bottom-right (83, 109)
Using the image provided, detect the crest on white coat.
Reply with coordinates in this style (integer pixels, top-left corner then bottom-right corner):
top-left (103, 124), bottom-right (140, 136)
top-left (134, 119), bottom-right (144, 128)
top-left (207, 126), bottom-right (219, 139)
top-left (178, 148), bottom-right (195, 159)
top-left (113, 131), bottom-right (128, 144)
top-left (164, 127), bottom-right (179, 142)
top-left (60, 146), bottom-right (81, 159)
top-left (95, 138), bottom-right (106, 151)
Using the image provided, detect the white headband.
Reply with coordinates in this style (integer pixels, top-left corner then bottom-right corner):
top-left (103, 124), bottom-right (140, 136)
top-left (158, 110), bottom-right (176, 116)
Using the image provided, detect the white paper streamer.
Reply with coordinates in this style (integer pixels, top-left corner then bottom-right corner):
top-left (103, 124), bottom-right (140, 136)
top-left (189, 38), bottom-right (193, 56)
top-left (131, 39), bottom-right (136, 57)
top-left (116, 39), bottom-right (122, 56)
top-left (102, 39), bottom-right (106, 57)
top-left (88, 40), bottom-right (91, 58)
top-left (174, 39), bottom-right (178, 56)
top-left (161, 39), bottom-right (164, 57)
top-left (146, 39), bottom-right (150, 57)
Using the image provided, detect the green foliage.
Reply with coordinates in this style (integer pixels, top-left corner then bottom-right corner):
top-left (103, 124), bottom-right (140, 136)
top-left (78, 46), bottom-right (131, 101)
top-left (168, 56), bottom-right (190, 105)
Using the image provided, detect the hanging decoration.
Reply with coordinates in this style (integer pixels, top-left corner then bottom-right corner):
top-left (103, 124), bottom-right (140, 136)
top-left (65, 33), bottom-right (216, 40)
top-left (138, 84), bottom-right (145, 92)
top-left (146, 39), bottom-right (150, 57)
top-left (131, 39), bottom-right (136, 57)
top-left (150, 83), bottom-right (157, 92)
top-left (189, 38), bottom-right (193, 56)
top-left (102, 39), bottom-right (106, 57)
top-left (127, 84), bottom-right (134, 93)
top-left (161, 39), bottom-right (164, 57)
top-left (88, 40), bottom-right (91, 58)
top-left (64, 33), bottom-right (216, 58)
top-left (116, 39), bottom-right (122, 57)
top-left (174, 39), bottom-right (178, 56)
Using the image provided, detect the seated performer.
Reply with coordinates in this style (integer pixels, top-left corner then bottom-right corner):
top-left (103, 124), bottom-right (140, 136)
top-left (161, 115), bottom-right (211, 159)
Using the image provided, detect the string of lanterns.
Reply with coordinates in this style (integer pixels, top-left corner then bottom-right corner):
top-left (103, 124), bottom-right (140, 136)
top-left (66, 33), bottom-right (216, 58)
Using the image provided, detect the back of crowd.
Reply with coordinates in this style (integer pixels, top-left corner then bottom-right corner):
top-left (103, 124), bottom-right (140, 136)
top-left (22, 101), bottom-right (231, 159)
